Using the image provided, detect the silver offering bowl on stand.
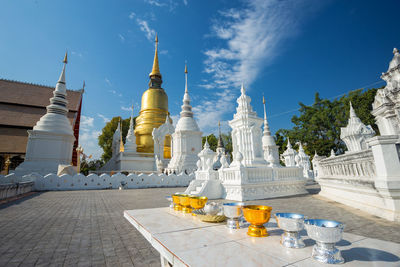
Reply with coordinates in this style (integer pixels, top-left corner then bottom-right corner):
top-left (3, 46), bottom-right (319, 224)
top-left (304, 219), bottom-right (345, 264)
top-left (223, 202), bottom-right (244, 229)
top-left (274, 213), bottom-right (305, 248)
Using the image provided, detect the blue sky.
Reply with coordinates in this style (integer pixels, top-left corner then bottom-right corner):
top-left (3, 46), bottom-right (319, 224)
top-left (1, 0), bottom-right (399, 159)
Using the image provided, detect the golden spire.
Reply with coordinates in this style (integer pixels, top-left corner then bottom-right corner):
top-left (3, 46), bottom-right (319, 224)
top-left (263, 95), bottom-right (266, 105)
top-left (63, 51), bottom-right (68, 64)
top-left (184, 63), bottom-right (188, 74)
top-left (150, 34), bottom-right (161, 76)
top-left (119, 117), bottom-right (124, 152)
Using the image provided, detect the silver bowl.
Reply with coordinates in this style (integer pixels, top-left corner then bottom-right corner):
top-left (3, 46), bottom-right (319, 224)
top-left (275, 213), bottom-right (305, 248)
top-left (304, 219), bottom-right (345, 264)
top-left (223, 202), bottom-right (244, 229)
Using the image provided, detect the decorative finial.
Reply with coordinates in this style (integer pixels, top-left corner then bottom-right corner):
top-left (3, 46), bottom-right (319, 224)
top-left (287, 137), bottom-right (292, 148)
top-left (150, 33), bottom-right (161, 76)
top-left (63, 51), bottom-right (68, 64)
top-left (349, 101), bottom-right (356, 118)
top-left (184, 62), bottom-right (189, 94)
top-left (82, 80), bottom-right (85, 90)
top-left (263, 95), bottom-right (266, 105)
top-left (240, 83), bottom-right (245, 94)
top-left (393, 48), bottom-right (399, 55)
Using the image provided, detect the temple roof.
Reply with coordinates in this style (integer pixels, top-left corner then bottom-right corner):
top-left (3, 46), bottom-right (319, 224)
top-left (0, 78), bottom-right (82, 128)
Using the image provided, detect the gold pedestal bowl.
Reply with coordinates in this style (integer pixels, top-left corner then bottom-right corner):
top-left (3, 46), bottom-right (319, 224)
top-left (179, 194), bottom-right (192, 213)
top-left (172, 193), bottom-right (183, 211)
top-left (243, 205), bottom-right (273, 237)
top-left (189, 196), bottom-right (208, 216)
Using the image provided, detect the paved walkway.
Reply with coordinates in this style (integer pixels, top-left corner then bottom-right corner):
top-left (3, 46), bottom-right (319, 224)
top-left (0, 185), bottom-right (399, 266)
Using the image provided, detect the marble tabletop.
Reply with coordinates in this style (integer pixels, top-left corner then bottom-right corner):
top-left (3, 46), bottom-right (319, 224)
top-left (124, 208), bottom-right (400, 267)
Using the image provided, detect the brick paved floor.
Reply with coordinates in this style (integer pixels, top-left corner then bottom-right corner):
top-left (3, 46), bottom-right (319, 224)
top-left (0, 185), bottom-right (399, 266)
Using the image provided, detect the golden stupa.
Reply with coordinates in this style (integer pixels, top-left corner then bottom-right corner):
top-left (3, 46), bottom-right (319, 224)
top-left (135, 35), bottom-right (171, 158)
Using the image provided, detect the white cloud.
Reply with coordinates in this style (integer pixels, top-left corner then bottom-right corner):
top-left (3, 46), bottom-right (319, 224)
top-left (97, 113), bottom-right (110, 123)
top-left (195, 0), bottom-right (323, 134)
top-left (81, 115), bottom-right (94, 129)
top-left (105, 78), bottom-right (112, 86)
top-left (79, 130), bottom-right (102, 160)
top-left (159, 49), bottom-right (168, 55)
top-left (129, 12), bottom-right (136, 19)
top-left (79, 115), bottom-right (102, 159)
top-left (108, 89), bottom-right (123, 97)
top-left (71, 51), bottom-right (83, 58)
top-left (145, 0), bottom-right (166, 7)
top-left (183, 0), bottom-right (188, 6)
top-left (118, 33), bottom-right (125, 42)
top-left (144, 0), bottom-right (178, 10)
top-left (121, 106), bottom-right (133, 112)
top-left (136, 18), bottom-right (156, 41)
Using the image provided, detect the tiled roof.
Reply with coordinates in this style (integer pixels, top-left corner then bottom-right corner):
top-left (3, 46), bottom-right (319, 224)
top-left (0, 79), bottom-right (83, 128)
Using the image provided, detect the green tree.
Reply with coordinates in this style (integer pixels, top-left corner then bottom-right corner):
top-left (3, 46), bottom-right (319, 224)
top-left (98, 116), bottom-right (133, 162)
top-left (80, 159), bottom-right (104, 175)
top-left (275, 88), bottom-right (378, 158)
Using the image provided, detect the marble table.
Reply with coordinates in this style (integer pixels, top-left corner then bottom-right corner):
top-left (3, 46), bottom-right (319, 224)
top-left (124, 208), bottom-right (400, 266)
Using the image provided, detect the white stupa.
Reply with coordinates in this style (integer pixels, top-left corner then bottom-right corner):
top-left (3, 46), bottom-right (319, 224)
top-left (166, 64), bottom-right (202, 174)
top-left (14, 52), bottom-right (75, 175)
top-left (112, 119), bottom-right (122, 157)
top-left (281, 138), bottom-right (297, 167)
top-left (341, 102), bottom-right (375, 152)
top-left (124, 106), bottom-right (138, 154)
top-left (261, 95), bottom-right (280, 167)
top-left (295, 142), bottom-right (313, 179)
top-left (229, 84), bottom-right (266, 166)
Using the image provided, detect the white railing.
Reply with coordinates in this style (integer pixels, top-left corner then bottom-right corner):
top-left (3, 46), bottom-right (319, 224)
top-left (1, 172), bottom-right (194, 191)
top-left (318, 150), bottom-right (376, 180)
top-left (219, 166), bottom-right (304, 184)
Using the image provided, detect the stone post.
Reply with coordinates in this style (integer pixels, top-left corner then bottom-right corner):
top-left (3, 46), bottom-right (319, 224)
top-left (367, 135), bottom-right (400, 221)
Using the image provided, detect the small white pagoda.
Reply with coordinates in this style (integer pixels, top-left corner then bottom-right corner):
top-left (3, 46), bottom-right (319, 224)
top-left (165, 64), bottom-right (202, 174)
top-left (281, 138), bottom-right (297, 167)
top-left (14, 53), bottom-right (76, 175)
top-left (340, 102), bottom-right (375, 152)
top-left (261, 96), bottom-right (280, 167)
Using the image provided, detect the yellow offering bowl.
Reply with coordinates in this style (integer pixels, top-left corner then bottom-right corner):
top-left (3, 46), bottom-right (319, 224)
top-left (172, 194), bottom-right (183, 211)
top-left (243, 205), bottom-right (272, 237)
top-left (189, 196), bottom-right (208, 216)
top-left (179, 194), bottom-right (192, 213)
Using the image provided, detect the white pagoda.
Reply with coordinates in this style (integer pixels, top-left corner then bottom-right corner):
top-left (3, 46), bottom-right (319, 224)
top-left (340, 102), bottom-right (375, 152)
top-left (166, 64), bottom-right (202, 174)
top-left (14, 53), bottom-right (75, 175)
top-left (261, 96), bottom-right (280, 167)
